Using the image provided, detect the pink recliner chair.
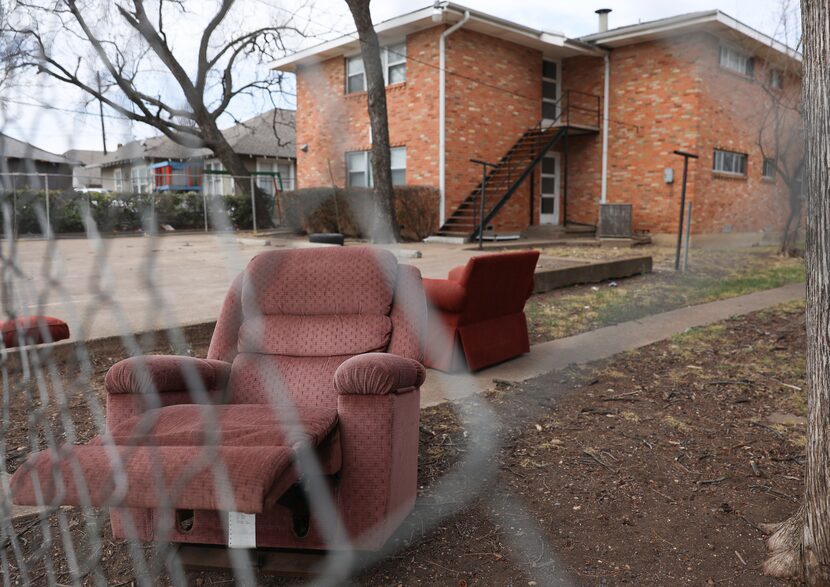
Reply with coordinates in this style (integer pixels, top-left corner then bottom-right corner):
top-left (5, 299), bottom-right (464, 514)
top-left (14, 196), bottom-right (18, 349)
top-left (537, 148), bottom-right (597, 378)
top-left (11, 247), bottom-right (426, 552)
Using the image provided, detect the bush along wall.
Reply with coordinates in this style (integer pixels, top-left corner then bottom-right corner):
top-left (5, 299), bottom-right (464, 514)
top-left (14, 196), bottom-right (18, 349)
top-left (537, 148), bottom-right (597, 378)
top-left (281, 185), bottom-right (439, 242)
top-left (0, 190), bottom-right (257, 236)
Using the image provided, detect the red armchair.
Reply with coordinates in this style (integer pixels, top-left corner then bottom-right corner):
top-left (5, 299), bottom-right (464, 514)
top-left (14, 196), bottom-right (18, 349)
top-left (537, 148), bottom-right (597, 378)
top-left (11, 247), bottom-right (427, 552)
top-left (423, 251), bottom-right (540, 372)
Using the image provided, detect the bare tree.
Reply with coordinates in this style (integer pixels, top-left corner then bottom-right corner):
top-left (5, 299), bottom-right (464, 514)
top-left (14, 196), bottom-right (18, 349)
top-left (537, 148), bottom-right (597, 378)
top-left (0, 3), bottom-right (23, 96)
top-left (762, 0), bottom-right (830, 582)
top-left (344, 0), bottom-right (400, 243)
top-left (13, 0), bottom-right (301, 229)
top-left (757, 70), bottom-right (805, 256)
top-left (756, 0), bottom-right (806, 256)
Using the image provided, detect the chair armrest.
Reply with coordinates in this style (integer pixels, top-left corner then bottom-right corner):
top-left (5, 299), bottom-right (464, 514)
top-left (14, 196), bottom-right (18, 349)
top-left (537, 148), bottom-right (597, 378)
top-left (105, 355), bottom-right (232, 395)
top-left (335, 353), bottom-right (426, 395)
top-left (423, 278), bottom-right (467, 313)
top-left (447, 265), bottom-right (466, 283)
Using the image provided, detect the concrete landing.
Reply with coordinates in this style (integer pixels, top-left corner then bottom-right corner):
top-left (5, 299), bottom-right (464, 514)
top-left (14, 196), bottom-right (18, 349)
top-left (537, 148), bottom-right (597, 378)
top-left (420, 282), bottom-right (805, 407)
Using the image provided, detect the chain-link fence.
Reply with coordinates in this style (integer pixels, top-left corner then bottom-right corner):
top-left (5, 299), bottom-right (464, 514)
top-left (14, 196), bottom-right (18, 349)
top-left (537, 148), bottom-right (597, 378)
top-left (0, 172), bottom-right (296, 237)
top-left (0, 191), bottom-right (578, 586)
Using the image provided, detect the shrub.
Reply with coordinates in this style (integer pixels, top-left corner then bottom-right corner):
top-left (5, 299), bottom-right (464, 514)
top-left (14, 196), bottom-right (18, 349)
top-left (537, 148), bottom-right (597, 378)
top-left (0, 190), bottom-right (258, 235)
top-left (281, 185), bottom-right (439, 241)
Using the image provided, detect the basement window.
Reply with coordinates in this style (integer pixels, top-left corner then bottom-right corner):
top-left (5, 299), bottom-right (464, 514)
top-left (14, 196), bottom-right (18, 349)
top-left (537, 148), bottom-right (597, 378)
top-left (345, 42), bottom-right (407, 94)
top-left (346, 147), bottom-right (406, 187)
top-left (713, 149), bottom-right (748, 176)
top-left (719, 45), bottom-right (754, 77)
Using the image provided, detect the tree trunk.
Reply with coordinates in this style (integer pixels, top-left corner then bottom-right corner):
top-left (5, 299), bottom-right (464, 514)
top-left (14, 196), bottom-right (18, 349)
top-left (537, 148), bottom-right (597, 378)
top-left (780, 184), bottom-right (803, 256)
top-left (201, 119), bottom-right (274, 230)
top-left (345, 0), bottom-right (400, 243)
top-left (764, 0), bottom-right (830, 582)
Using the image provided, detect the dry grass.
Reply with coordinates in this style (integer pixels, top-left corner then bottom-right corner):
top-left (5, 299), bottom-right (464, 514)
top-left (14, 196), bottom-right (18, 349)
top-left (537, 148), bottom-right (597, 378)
top-left (527, 245), bottom-right (805, 342)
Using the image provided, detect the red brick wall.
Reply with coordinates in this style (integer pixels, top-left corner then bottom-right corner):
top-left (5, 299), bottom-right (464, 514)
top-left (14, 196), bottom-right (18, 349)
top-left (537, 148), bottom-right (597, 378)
top-left (295, 27), bottom-right (441, 190)
top-left (443, 28), bottom-right (542, 231)
top-left (295, 24), bottom-right (800, 237)
top-left (692, 34), bottom-right (800, 235)
top-left (561, 32), bottom-right (799, 236)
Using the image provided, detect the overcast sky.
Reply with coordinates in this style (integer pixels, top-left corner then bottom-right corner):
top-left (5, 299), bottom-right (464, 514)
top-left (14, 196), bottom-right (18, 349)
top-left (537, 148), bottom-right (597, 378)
top-left (0, 0), bottom-right (796, 155)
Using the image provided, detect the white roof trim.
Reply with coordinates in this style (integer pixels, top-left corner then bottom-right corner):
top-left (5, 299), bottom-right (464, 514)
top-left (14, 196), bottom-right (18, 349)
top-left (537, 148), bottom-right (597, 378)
top-left (269, 2), bottom-right (601, 71)
top-left (581, 10), bottom-right (801, 63)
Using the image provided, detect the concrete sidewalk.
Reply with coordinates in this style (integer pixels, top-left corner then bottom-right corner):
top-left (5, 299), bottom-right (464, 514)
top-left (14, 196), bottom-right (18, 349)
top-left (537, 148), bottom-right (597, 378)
top-left (420, 282), bottom-right (805, 407)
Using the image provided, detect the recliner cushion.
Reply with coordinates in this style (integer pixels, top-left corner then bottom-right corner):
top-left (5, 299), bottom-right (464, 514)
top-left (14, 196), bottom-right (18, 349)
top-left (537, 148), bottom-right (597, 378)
top-left (11, 404), bottom-right (341, 514)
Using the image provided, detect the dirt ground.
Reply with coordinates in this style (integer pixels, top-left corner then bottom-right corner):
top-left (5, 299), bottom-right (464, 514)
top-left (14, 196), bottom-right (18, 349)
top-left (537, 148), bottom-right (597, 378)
top-left (4, 299), bottom-right (808, 586)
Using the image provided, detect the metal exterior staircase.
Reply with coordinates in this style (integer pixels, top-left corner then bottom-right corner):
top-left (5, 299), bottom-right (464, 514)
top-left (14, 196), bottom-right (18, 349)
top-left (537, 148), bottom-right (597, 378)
top-left (434, 90), bottom-right (601, 241)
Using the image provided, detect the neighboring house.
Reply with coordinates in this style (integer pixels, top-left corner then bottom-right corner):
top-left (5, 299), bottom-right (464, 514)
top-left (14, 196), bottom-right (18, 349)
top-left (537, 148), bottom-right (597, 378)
top-left (63, 149), bottom-right (107, 190)
top-left (272, 3), bottom-right (802, 240)
top-left (96, 108), bottom-right (296, 196)
top-left (0, 133), bottom-right (77, 190)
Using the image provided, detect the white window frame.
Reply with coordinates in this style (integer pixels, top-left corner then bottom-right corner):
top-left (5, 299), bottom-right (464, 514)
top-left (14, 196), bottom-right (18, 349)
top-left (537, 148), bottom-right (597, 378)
top-left (345, 41), bottom-right (407, 94)
top-left (204, 160), bottom-right (229, 196)
top-left (542, 59), bottom-right (561, 123)
top-left (113, 168), bottom-right (124, 192)
top-left (713, 149), bottom-right (748, 176)
top-left (130, 166), bottom-right (149, 194)
top-left (346, 147), bottom-right (406, 187)
top-left (769, 68), bottom-right (784, 89)
top-left (719, 45), bottom-right (754, 77)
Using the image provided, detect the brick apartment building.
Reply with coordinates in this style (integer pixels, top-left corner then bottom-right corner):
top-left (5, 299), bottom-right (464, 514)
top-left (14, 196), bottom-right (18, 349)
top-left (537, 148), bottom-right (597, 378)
top-left (272, 3), bottom-right (802, 241)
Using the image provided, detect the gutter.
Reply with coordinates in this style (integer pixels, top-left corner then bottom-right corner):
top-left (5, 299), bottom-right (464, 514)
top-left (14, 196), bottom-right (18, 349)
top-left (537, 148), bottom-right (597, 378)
top-left (600, 51), bottom-right (610, 204)
top-left (438, 8), bottom-right (470, 227)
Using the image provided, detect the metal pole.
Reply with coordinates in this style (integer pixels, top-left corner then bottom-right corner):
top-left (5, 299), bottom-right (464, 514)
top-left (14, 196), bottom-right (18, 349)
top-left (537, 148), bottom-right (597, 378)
top-left (675, 156), bottom-right (688, 271)
top-left (43, 173), bottom-right (50, 235)
top-left (672, 150), bottom-right (698, 271)
top-left (683, 201), bottom-right (693, 272)
top-left (250, 175), bottom-right (257, 234)
top-left (203, 191), bottom-right (209, 232)
top-left (479, 165), bottom-right (486, 250)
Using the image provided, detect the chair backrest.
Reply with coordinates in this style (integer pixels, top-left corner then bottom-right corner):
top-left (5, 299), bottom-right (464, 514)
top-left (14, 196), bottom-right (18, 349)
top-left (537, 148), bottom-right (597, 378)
top-left (455, 251), bottom-right (540, 324)
top-left (207, 247), bottom-right (425, 409)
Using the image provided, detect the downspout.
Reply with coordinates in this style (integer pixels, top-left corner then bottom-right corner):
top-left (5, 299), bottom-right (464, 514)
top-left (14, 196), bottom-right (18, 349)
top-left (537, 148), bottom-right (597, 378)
top-left (600, 51), bottom-right (610, 204)
top-left (438, 9), bottom-right (470, 227)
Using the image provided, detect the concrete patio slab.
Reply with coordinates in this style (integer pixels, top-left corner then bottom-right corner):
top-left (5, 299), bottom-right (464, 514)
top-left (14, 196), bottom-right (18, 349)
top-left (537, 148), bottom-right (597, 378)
top-left (8, 234), bottom-right (646, 342)
top-left (419, 282), bottom-right (805, 407)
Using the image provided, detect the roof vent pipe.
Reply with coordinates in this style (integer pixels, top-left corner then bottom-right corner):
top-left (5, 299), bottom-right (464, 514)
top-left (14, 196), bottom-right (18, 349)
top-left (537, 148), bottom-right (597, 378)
top-left (596, 8), bottom-right (611, 33)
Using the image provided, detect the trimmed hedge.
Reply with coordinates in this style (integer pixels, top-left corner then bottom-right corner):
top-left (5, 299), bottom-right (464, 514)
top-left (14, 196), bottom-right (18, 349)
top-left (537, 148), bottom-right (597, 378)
top-left (280, 185), bottom-right (439, 241)
top-left (0, 191), bottom-right (256, 235)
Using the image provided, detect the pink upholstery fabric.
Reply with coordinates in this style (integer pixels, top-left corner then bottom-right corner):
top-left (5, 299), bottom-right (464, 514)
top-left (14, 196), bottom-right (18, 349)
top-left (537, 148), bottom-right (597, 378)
top-left (228, 354), bottom-right (351, 408)
top-left (238, 315), bottom-right (391, 356)
top-left (335, 353), bottom-right (426, 395)
top-left (241, 247), bottom-right (397, 316)
top-left (13, 404), bottom-right (340, 514)
top-left (106, 356), bottom-right (232, 395)
top-left (1, 315), bottom-right (70, 348)
top-left (388, 265), bottom-right (427, 363)
top-left (107, 404), bottom-right (338, 449)
top-left (207, 272), bottom-right (244, 363)
top-left (15, 247), bottom-right (427, 552)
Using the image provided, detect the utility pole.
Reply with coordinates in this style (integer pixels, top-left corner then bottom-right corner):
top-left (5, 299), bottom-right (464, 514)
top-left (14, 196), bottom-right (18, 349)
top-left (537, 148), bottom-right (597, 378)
top-left (96, 72), bottom-right (108, 154)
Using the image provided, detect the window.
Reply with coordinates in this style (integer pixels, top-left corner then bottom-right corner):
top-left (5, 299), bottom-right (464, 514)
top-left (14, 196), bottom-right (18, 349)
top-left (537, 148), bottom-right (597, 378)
top-left (713, 149), bottom-right (748, 175)
top-left (719, 45), bottom-right (754, 76)
top-left (204, 160), bottom-right (230, 196)
top-left (345, 42), bottom-right (407, 93)
top-left (763, 158), bottom-right (776, 179)
top-left (130, 166), bottom-right (149, 193)
top-left (346, 55), bottom-right (365, 93)
top-left (113, 168), bottom-right (124, 192)
top-left (346, 147), bottom-right (406, 187)
top-left (769, 68), bottom-right (784, 89)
